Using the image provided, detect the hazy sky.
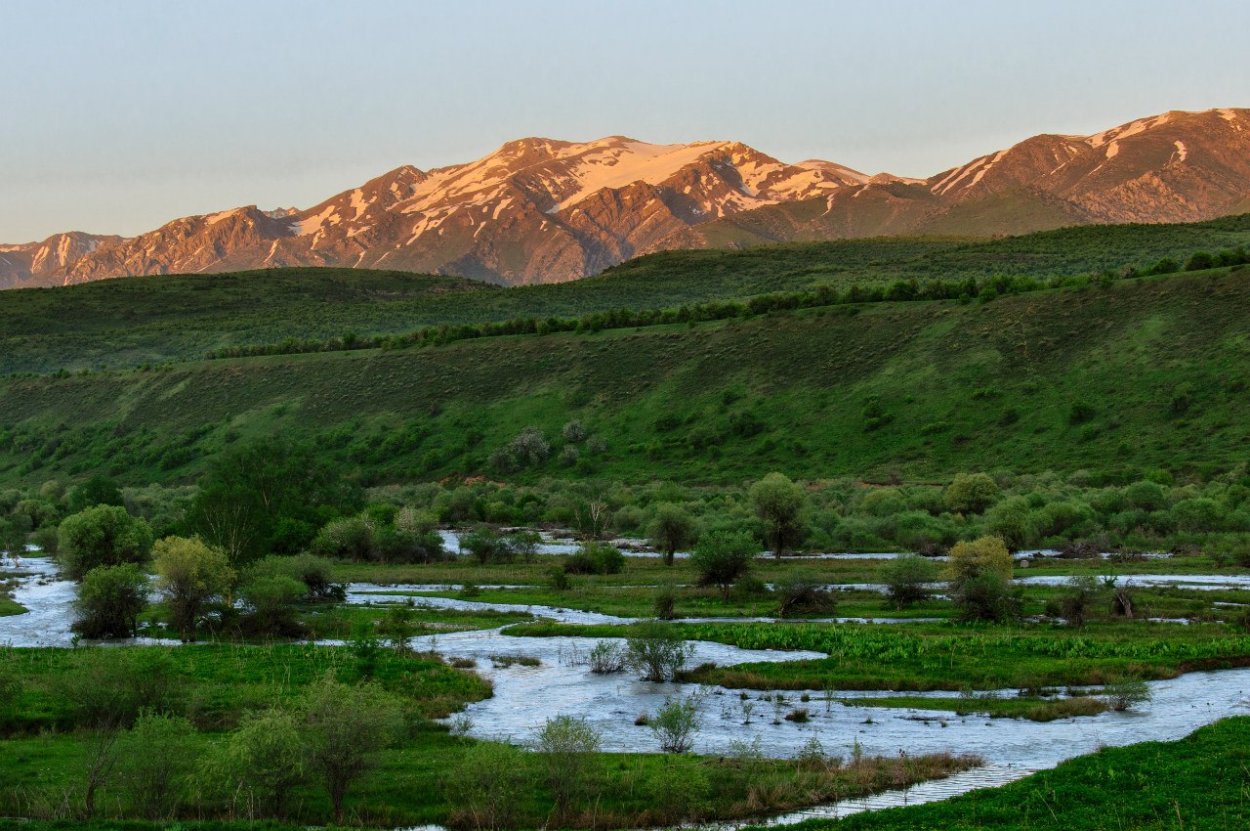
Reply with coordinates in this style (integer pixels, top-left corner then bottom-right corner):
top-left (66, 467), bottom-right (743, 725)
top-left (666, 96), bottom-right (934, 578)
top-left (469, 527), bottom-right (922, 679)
top-left (3, 0), bottom-right (1248, 242)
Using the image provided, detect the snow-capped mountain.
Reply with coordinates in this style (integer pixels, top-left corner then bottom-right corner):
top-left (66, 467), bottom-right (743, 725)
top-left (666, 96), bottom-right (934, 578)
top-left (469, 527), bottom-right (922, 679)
top-left (4, 108), bottom-right (1250, 289)
top-left (674, 108), bottom-right (1250, 246)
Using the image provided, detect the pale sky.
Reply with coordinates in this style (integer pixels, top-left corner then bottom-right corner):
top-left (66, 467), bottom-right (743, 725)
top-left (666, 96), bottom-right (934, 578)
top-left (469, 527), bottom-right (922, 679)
top-left (2, 0), bottom-right (1248, 242)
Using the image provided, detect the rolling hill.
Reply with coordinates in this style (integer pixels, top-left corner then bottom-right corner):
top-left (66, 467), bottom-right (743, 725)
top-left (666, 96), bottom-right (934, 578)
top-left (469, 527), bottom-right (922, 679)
top-left (1, 214), bottom-right (1248, 375)
top-left (2, 265), bottom-right (1248, 488)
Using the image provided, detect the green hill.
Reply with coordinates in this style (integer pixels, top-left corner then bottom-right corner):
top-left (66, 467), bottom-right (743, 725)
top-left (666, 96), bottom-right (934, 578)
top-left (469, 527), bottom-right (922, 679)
top-left (3, 214), bottom-right (1249, 375)
top-left (1, 266), bottom-right (1248, 488)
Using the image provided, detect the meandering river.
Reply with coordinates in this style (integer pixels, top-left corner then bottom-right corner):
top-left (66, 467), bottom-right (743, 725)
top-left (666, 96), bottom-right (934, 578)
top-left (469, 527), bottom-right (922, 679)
top-left (5, 552), bottom-right (1250, 825)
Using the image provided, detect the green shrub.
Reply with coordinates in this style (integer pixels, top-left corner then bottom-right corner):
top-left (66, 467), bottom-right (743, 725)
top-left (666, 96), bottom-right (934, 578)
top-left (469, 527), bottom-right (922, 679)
top-left (944, 473), bottom-right (1000, 514)
top-left (649, 694), bottom-right (701, 753)
top-left (881, 554), bottom-right (940, 609)
top-left (116, 712), bottom-right (197, 819)
top-left (202, 707), bottom-right (307, 819)
top-left (626, 622), bottom-right (692, 682)
top-left (57, 505), bottom-right (154, 581)
top-left (564, 541), bottom-right (625, 575)
top-left (775, 575), bottom-right (837, 618)
top-left (690, 530), bottom-right (755, 596)
top-left (73, 563), bottom-right (149, 639)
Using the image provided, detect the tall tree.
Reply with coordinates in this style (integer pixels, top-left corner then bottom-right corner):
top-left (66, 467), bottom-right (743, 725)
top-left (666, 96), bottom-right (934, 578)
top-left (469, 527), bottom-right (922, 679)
top-left (749, 472), bottom-right (805, 557)
top-left (647, 503), bottom-right (697, 566)
top-left (188, 438), bottom-right (361, 565)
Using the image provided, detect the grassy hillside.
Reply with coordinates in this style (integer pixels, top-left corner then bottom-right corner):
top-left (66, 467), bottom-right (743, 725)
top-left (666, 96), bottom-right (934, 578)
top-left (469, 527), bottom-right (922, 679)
top-left (1, 266), bottom-right (1248, 488)
top-left (0, 241), bottom-right (958, 374)
top-left (4, 214), bottom-right (1249, 374)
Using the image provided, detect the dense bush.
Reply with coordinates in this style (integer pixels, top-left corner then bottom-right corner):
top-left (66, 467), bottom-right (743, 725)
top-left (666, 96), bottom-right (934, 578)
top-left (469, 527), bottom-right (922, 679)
top-left (775, 575), bottom-right (837, 618)
top-left (944, 472), bottom-right (1000, 514)
top-left (152, 535), bottom-right (235, 640)
top-left (626, 622), bottom-right (692, 682)
top-left (57, 505), bottom-right (154, 581)
top-left (881, 554), bottom-right (940, 609)
top-left (690, 530), bottom-right (755, 597)
top-left (564, 541), bottom-right (625, 575)
top-left (72, 563), bottom-right (150, 639)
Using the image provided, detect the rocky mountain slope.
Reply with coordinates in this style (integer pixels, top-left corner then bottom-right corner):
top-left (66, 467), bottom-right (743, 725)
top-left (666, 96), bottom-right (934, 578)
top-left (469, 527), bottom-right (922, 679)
top-left (3, 108), bottom-right (1248, 288)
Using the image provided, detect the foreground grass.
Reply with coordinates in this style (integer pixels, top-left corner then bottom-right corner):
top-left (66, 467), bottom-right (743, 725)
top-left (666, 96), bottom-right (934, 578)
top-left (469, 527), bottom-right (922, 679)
top-left (781, 716), bottom-right (1250, 830)
top-left (0, 644), bottom-right (975, 828)
top-left (0, 734), bottom-right (975, 829)
top-left (0, 644), bottom-right (492, 733)
top-left (3, 719), bottom-right (1247, 830)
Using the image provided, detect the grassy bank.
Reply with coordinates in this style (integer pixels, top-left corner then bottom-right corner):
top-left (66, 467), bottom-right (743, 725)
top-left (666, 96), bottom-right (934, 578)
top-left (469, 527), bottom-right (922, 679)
top-left (505, 619), bottom-right (1250, 691)
top-left (782, 716), bottom-right (1250, 830)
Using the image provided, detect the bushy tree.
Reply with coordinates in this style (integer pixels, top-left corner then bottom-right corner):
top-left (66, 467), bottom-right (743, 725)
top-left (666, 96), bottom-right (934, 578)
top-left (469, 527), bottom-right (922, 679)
top-left (67, 474), bottom-right (124, 514)
top-left (951, 571), bottom-right (1021, 623)
top-left (205, 708), bottom-right (307, 819)
top-left (650, 695), bottom-right (701, 753)
top-left (879, 553), bottom-right (936, 608)
top-left (73, 564), bottom-right (149, 639)
top-left (690, 530), bottom-right (755, 597)
top-left (534, 715), bottom-right (601, 816)
top-left (0, 515), bottom-right (30, 558)
top-left (152, 536), bottom-right (235, 640)
top-left (1124, 480), bottom-right (1169, 511)
top-left (376, 508), bottom-right (445, 563)
top-left (647, 503), bottom-right (698, 566)
top-left (948, 536), bottom-right (1018, 622)
top-left (116, 712), bottom-right (196, 819)
top-left (444, 743), bottom-right (527, 831)
top-left (564, 541), bottom-right (625, 575)
top-left (58, 505), bottom-right (154, 581)
top-left (750, 473), bottom-right (805, 556)
top-left (943, 473), bottom-right (1000, 514)
top-left (301, 675), bottom-right (406, 822)
top-left (626, 622), bottom-right (692, 682)
top-left (247, 553), bottom-right (343, 601)
top-left (947, 535), bottom-right (1014, 583)
top-left (188, 437), bottom-right (361, 566)
top-left (984, 496), bottom-right (1035, 550)
top-left (310, 515), bottom-right (376, 560)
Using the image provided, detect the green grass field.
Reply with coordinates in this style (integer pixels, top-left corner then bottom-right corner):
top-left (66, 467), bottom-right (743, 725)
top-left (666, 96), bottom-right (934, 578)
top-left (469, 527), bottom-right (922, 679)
top-left (782, 716), bottom-right (1250, 830)
top-left (0, 644), bottom-right (972, 829)
top-left (505, 618), bottom-right (1250, 691)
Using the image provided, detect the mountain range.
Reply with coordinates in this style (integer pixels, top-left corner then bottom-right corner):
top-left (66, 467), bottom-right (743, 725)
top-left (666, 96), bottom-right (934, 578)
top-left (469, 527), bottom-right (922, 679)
top-left (3, 107), bottom-right (1249, 289)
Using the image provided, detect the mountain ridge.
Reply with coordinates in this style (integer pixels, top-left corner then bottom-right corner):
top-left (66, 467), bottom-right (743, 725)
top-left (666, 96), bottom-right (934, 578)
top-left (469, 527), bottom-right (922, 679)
top-left (3, 107), bottom-right (1249, 289)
